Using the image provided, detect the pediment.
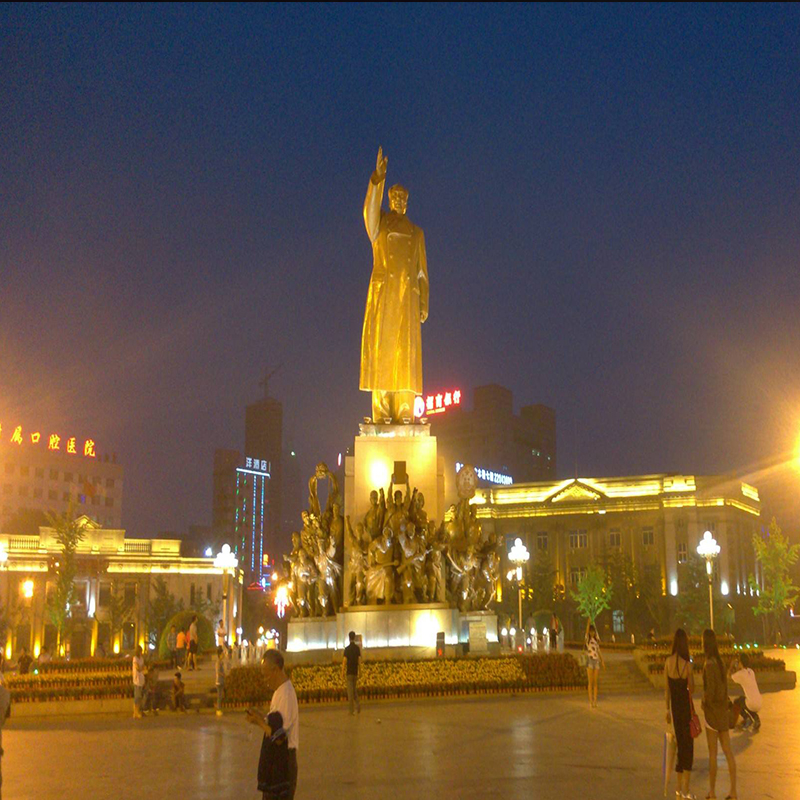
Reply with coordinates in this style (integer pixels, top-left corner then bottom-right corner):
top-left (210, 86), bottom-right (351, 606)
top-left (547, 480), bottom-right (604, 504)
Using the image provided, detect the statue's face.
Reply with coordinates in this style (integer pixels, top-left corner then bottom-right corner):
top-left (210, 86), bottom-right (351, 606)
top-left (416, 493), bottom-right (425, 509)
top-left (370, 490), bottom-right (378, 506)
top-left (394, 491), bottom-right (403, 504)
top-left (388, 185), bottom-right (408, 214)
top-left (333, 503), bottom-right (340, 515)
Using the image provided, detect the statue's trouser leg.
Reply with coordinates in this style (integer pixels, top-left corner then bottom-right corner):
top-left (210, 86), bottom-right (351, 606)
top-left (390, 391), bottom-right (415, 422)
top-left (372, 391), bottom-right (391, 423)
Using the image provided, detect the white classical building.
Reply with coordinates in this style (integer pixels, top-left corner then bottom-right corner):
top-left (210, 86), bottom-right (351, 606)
top-left (0, 516), bottom-right (243, 660)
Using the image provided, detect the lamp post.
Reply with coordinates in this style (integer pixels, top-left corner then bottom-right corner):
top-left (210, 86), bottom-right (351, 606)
top-left (214, 544), bottom-right (238, 646)
top-left (697, 530), bottom-right (721, 630)
top-left (508, 537), bottom-right (530, 633)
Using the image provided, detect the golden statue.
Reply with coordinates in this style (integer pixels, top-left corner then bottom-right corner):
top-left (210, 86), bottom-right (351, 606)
top-left (361, 147), bottom-right (429, 423)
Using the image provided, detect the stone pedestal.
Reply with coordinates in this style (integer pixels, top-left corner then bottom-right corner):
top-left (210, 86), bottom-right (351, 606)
top-left (344, 423), bottom-right (445, 531)
top-left (459, 610), bottom-right (499, 646)
top-left (286, 617), bottom-right (338, 652)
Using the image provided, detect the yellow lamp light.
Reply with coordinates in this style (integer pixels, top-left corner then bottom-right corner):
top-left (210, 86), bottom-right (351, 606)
top-left (22, 579), bottom-right (34, 599)
top-left (369, 459), bottom-right (391, 490)
top-left (113, 639), bottom-right (120, 655)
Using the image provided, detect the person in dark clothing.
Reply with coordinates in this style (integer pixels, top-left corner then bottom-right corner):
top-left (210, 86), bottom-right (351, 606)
top-left (341, 631), bottom-right (361, 715)
top-left (16, 648), bottom-right (33, 675)
top-left (665, 628), bottom-right (695, 800)
top-left (257, 710), bottom-right (292, 799)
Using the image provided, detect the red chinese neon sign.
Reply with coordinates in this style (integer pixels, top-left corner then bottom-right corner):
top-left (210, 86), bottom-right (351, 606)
top-left (415, 388), bottom-right (463, 417)
top-left (1, 423), bottom-right (97, 458)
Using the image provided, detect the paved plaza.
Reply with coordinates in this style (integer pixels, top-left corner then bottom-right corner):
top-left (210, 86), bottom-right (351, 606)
top-left (4, 651), bottom-right (798, 800)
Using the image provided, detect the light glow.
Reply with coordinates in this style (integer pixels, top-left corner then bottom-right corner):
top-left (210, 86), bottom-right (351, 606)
top-left (369, 458), bottom-right (391, 489)
top-left (670, 579), bottom-right (678, 597)
top-left (274, 584), bottom-right (289, 618)
top-left (21, 579), bottom-right (34, 599)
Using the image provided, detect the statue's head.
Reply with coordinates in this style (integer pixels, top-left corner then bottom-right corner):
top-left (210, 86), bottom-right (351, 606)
top-left (301, 510), bottom-right (309, 524)
top-left (332, 502), bottom-right (340, 515)
top-left (416, 492), bottom-right (425, 509)
top-left (315, 462), bottom-right (329, 479)
top-left (369, 490), bottom-right (378, 506)
top-left (388, 184), bottom-right (408, 215)
top-left (394, 490), bottom-right (403, 505)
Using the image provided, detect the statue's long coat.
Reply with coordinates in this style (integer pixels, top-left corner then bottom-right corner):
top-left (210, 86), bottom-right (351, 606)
top-left (360, 173), bottom-right (429, 393)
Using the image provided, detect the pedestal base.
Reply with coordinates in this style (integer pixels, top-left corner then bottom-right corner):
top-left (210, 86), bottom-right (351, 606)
top-left (287, 606), bottom-right (498, 652)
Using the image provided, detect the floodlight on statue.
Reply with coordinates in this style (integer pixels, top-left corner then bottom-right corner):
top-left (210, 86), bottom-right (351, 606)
top-left (274, 584), bottom-right (290, 619)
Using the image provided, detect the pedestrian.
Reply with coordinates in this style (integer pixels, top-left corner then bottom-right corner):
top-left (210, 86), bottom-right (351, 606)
top-left (257, 710), bottom-right (291, 799)
top-left (247, 650), bottom-right (299, 800)
top-left (216, 619), bottom-right (227, 649)
top-left (167, 625), bottom-right (178, 669)
top-left (142, 665), bottom-right (160, 716)
top-left (16, 647), bottom-right (33, 675)
top-left (0, 673), bottom-right (10, 799)
top-left (215, 646), bottom-right (227, 716)
top-left (188, 615), bottom-right (199, 670)
top-left (132, 645), bottom-right (146, 719)
top-left (665, 628), bottom-right (695, 800)
top-left (171, 671), bottom-right (187, 712)
top-left (37, 646), bottom-right (52, 665)
top-left (341, 631), bottom-right (361, 715)
top-left (701, 629), bottom-right (737, 800)
top-left (729, 653), bottom-right (762, 731)
top-left (584, 620), bottom-right (604, 708)
top-left (176, 627), bottom-right (186, 668)
top-left (549, 614), bottom-right (559, 651)
top-left (0, 650), bottom-right (5, 674)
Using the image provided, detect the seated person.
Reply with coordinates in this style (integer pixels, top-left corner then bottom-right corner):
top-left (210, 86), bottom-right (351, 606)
top-left (730, 653), bottom-right (762, 730)
top-left (171, 671), bottom-right (187, 712)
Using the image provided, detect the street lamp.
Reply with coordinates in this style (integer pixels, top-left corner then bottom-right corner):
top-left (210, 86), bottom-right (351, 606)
top-left (697, 530), bottom-right (721, 630)
top-left (509, 537), bottom-right (530, 632)
top-left (214, 544), bottom-right (238, 645)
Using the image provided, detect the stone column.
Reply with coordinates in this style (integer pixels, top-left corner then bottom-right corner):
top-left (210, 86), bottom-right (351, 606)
top-left (664, 513), bottom-right (678, 596)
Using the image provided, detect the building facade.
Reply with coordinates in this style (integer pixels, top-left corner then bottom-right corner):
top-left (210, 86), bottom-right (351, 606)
top-left (430, 384), bottom-right (556, 505)
top-left (0, 423), bottom-right (123, 530)
top-left (475, 473), bottom-right (762, 617)
top-left (0, 516), bottom-right (243, 661)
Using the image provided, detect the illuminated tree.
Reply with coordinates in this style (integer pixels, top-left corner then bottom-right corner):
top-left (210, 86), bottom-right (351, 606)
top-left (45, 509), bottom-right (86, 653)
top-left (750, 518), bottom-right (800, 644)
top-left (145, 576), bottom-right (183, 648)
top-left (570, 565), bottom-right (612, 624)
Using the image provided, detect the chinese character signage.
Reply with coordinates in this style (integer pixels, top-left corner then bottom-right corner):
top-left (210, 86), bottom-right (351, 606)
top-left (416, 387), bottom-right (463, 417)
top-left (0, 422), bottom-right (97, 457)
top-left (455, 461), bottom-right (513, 486)
top-left (244, 457), bottom-right (269, 473)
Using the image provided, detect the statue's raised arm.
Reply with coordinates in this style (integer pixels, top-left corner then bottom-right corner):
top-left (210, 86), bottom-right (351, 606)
top-left (363, 147), bottom-right (387, 242)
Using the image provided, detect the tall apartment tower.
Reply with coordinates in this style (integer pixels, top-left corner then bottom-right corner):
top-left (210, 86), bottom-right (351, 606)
top-left (212, 448), bottom-right (241, 548)
top-left (244, 389), bottom-right (283, 571)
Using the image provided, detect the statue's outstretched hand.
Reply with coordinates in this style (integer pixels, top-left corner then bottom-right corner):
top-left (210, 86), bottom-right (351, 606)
top-left (375, 146), bottom-right (388, 181)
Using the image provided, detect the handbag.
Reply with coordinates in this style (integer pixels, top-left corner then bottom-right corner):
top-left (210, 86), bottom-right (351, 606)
top-left (689, 693), bottom-right (702, 738)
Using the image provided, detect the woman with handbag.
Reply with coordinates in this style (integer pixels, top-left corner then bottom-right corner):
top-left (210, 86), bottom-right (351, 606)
top-left (701, 629), bottom-right (737, 799)
top-left (665, 628), bottom-right (696, 799)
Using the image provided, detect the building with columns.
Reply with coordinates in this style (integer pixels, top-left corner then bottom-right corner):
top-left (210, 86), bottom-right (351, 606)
top-left (475, 474), bottom-right (762, 630)
top-left (0, 516), bottom-right (244, 661)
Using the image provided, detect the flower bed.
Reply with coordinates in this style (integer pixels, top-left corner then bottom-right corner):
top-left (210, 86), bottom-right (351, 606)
top-left (7, 672), bottom-right (134, 702)
top-left (564, 640), bottom-right (637, 651)
top-left (35, 658), bottom-right (170, 674)
top-left (225, 654), bottom-right (586, 706)
top-left (637, 647), bottom-right (784, 675)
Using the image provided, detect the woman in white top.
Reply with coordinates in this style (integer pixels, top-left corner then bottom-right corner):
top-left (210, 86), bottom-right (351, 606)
top-left (585, 620), bottom-right (604, 707)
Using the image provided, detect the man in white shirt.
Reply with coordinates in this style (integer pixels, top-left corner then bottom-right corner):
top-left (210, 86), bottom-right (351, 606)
top-left (132, 645), bottom-right (146, 719)
top-left (216, 619), bottom-right (227, 649)
top-left (247, 649), bottom-right (299, 799)
top-left (730, 653), bottom-right (762, 730)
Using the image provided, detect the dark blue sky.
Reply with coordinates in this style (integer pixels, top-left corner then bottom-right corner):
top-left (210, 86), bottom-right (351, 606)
top-left (2, 4), bottom-right (799, 536)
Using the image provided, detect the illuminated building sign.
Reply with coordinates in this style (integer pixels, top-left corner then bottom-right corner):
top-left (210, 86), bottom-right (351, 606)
top-left (456, 461), bottom-right (513, 486)
top-left (0, 422), bottom-right (97, 458)
top-left (415, 388), bottom-right (462, 417)
top-left (243, 457), bottom-right (269, 474)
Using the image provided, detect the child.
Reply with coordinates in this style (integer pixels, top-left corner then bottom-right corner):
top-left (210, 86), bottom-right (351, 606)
top-left (730, 652), bottom-right (762, 730)
top-left (171, 671), bottom-right (187, 712)
top-left (256, 710), bottom-right (291, 799)
top-left (142, 666), bottom-right (160, 715)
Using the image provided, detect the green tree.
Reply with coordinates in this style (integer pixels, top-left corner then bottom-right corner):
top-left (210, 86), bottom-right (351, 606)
top-left (674, 555), bottom-right (727, 635)
top-left (44, 509), bottom-right (87, 652)
top-left (570, 565), bottom-right (613, 624)
top-left (145, 576), bottom-right (183, 648)
top-left (749, 518), bottom-right (800, 644)
top-left (105, 587), bottom-right (134, 651)
top-left (528, 551), bottom-right (556, 612)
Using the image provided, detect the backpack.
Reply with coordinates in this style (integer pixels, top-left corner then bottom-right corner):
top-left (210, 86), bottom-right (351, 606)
top-left (257, 713), bottom-right (291, 798)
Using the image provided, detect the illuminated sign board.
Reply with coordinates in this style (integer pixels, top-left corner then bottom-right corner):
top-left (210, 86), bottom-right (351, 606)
top-left (0, 423), bottom-right (97, 458)
top-left (456, 461), bottom-right (513, 486)
top-left (415, 388), bottom-right (463, 417)
top-left (241, 457), bottom-right (270, 475)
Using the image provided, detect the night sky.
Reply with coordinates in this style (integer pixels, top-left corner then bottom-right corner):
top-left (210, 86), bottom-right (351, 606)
top-left (2, 4), bottom-right (800, 539)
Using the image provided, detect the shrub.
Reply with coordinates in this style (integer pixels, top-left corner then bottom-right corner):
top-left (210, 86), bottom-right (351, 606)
top-left (158, 611), bottom-right (214, 660)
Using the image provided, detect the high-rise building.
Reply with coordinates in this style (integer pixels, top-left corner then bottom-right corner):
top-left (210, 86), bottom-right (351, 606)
top-left (0, 419), bottom-right (123, 530)
top-left (245, 393), bottom-right (282, 556)
top-left (212, 448), bottom-right (241, 547)
top-left (429, 383), bottom-right (556, 504)
top-left (234, 455), bottom-right (271, 587)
